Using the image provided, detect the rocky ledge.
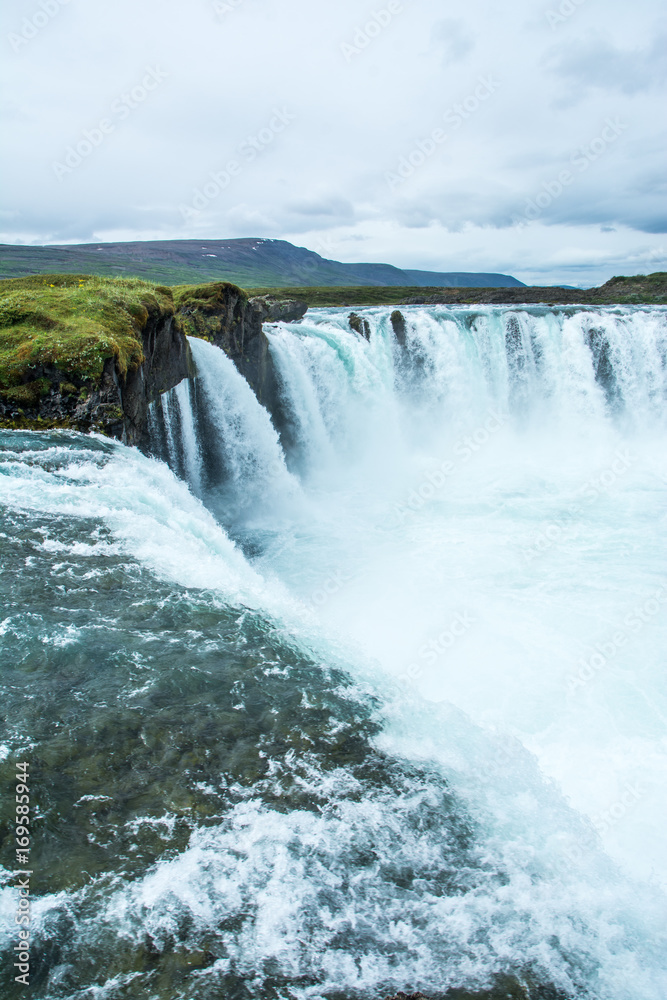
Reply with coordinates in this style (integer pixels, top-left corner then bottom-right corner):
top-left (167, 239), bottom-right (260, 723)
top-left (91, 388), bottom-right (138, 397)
top-left (0, 275), bottom-right (307, 448)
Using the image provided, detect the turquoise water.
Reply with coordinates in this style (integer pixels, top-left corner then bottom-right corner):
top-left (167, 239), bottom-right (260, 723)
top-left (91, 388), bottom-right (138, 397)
top-left (1, 305), bottom-right (667, 999)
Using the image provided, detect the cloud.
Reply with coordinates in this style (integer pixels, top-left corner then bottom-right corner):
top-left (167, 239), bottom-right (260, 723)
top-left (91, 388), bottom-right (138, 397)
top-left (286, 194), bottom-right (355, 221)
top-left (544, 29), bottom-right (667, 104)
top-left (0, 0), bottom-right (664, 284)
top-left (431, 19), bottom-right (475, 66)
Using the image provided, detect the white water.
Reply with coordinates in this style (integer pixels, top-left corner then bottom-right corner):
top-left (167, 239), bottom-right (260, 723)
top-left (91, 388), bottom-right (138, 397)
top-left (261, 307), bottom-right (667, 889)
top-left (264, 306), bottom-right (667, 996)
top-left (174, 377), bottom-right (203, 495)
top-left (188, 336), bottom-right (299, 521)
top-left (0, 435), bottom-right (265, 604)
top-left (2, 305), bottom-right (667, 998)
top-left (157, 306), bottom-right (667, 992)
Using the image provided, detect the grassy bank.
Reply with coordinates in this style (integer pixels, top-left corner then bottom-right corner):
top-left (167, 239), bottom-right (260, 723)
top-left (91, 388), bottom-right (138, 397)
top-left (2, 269), bottom-right (665, 412)
top-left (0, 274), bottom-right (174, 406)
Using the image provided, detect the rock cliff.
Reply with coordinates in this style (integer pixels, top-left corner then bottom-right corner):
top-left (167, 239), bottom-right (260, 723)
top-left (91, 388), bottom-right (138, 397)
top-left (0, 275), bottom-right (307, 448)
top-left (173, 282), bottom-right (306, 416)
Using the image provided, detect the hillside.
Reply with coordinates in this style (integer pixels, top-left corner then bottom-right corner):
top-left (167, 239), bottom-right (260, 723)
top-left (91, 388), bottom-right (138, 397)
top-left (0, 238), bottom-right (525, 289)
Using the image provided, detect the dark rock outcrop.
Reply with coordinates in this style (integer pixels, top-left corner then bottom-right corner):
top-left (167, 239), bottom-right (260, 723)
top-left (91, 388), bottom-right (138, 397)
top-left (0, 291), bottom-right (192, 445)
top-left (1, 319), bottom-right (191, 448)
top-left (174, 283), bottom-right (307, 428)
top-left (0, 358), bottom-right (125, 438)
top-left (349, 311), bottom-right (371, 339)
top-left (121, 310), bottom-right (194, 448)
top-left (390, 309), bottom-right (407, 346)
top-left (0, 279), bottom-right (307, 448)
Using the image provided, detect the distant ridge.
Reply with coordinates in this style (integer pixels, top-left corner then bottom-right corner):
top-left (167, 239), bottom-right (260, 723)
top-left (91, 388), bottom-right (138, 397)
top-left (0, 238), bottom-right (525, 288)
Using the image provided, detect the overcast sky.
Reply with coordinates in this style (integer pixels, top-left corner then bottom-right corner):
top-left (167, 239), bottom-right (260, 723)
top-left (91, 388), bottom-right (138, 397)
top-left (1, 0), bottom-right (665, 285)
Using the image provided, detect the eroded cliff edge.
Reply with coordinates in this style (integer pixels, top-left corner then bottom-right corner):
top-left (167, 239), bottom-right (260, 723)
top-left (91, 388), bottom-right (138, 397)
top-left (0, 275), bottom-right (307, 448)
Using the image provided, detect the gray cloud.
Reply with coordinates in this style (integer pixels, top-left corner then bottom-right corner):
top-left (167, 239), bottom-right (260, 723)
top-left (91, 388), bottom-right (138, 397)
top-left (544, 30), bottom-right (667, 103)
top-left (0, 0), bottom-right (665, 283)
top-left (431, 19), bottom-right (475, 66)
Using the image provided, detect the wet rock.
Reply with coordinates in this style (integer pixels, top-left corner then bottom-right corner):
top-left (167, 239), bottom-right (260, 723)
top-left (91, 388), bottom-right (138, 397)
top-left (349, 311), bottom-right (371, 339)
top-left (248, 294), bottom-right (308, 326)
top-left (586, 327), bottom-right (619, 406)
top-left (391, 309), bottom-right (407, 346)
top-left (174, 283), bottom-right (307, 421)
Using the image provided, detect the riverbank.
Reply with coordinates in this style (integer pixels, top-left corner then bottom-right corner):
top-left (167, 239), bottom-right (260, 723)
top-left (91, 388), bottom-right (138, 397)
top-left (2, 270), bottom-right (665, 440)
top-left (0, 275), bottom-right (305, 440)
top-left (250, 271), bottom-right (667, 307)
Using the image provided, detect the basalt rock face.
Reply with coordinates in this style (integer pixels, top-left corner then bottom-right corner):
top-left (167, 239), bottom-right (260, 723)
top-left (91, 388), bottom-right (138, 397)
top-left (121, 311), bottom-right (194, 448)
top-left (0, 357), bottom-right (124, 438)
top-left (243, 294), bottom-right (308, 406)
top-left (0, 280), bottom-right (307, 448)
top-left (0, 293), bottom-right (192, 446)
top-left (174, 282), bottom-right (307, 428)
top-left (390, 309), bottom-right (407, 346)
top-left (126, 289), bottom-right (307, 444)
top-left (349, 311), bottom-right (371, 339)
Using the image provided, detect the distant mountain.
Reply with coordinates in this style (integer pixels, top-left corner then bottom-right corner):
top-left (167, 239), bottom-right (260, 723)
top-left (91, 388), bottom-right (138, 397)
top-left (0, 238), bottom-right (525, 288)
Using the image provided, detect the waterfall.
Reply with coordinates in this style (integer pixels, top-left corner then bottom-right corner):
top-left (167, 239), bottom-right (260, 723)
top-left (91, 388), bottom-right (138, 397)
top-left (174, 305), bottom-right (667, 906)
top-left (2, 303), bottom-right (667, 1000)
top-left (186, 336), bottom-right (298, 526)
top-left (149, 337), bottom-right (298, 523)
top-left (266, 306), bottom-right (667, 466)
top-left (174, 378), bottom-right (202, 495)
top-left (149, 375), bottom-right (203, 495)
top-left (152, 306), bottom-right (667, 501)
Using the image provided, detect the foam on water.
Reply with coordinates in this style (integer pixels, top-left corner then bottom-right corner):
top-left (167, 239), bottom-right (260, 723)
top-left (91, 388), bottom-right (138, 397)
top-left (261, 305), bottom-right (667, 874)
top-left (0, 433), bottom-right (261, 604)
top-left (1, 305), bottom-right (667, 999)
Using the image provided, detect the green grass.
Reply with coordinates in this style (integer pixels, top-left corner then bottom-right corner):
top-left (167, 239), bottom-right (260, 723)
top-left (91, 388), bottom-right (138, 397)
top-left (249, 274), bottom-right (667, 307)
top-left (172, 280), bottom-right (248, 309)
top-left (172, 281), bottom-right (250, 342)
top-left (0, 245), bottom-right (378, 288)
top-left (0, 274), bottom-right (174, 397)
top-left (0, 247), bottom-right (212, 286)
top-left (248, 286), bottom-right (421, 306)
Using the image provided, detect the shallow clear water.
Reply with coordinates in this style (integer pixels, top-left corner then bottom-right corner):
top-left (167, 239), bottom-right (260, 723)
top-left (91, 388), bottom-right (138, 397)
top-left (1, 305), bottom-right (666, 1000)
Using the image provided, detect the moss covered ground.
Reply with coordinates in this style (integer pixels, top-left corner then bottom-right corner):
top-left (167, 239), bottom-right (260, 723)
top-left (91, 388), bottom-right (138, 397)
top-left (0, 274), bottom-right (174, 402)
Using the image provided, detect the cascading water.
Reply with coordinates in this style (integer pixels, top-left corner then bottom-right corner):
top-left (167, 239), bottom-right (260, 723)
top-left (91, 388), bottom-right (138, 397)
top-left (1, 305), bottom-right (666, 1000)
top-left (151, 337), bottom-right (299, 526)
